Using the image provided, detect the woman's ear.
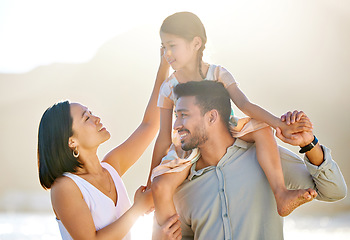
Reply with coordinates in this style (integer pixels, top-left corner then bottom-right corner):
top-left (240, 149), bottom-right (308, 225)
top-left (68, 137), bottom-right (77, 149)
top-left (193, 36), bottom-right (202, 51)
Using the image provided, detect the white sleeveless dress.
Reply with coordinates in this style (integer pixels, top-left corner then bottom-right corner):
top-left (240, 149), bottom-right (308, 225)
top-left (56, 162), bottom-right (132, 240)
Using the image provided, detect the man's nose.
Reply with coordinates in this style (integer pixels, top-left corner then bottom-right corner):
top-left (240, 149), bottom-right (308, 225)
top-left (173, 118), bottom-right (182, 130)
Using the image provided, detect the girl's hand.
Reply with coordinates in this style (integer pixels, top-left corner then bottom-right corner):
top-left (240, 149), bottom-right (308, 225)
top-left (277, 110), bottom-right (313, 139)
top-left (276, 116), bottom-right (314, 147)
top-left (133, 186), bottom-right (154, 215)
top-left (160, 47), bottom-right (170, 69)
top-left (281, 110), bottom-right (306, 125)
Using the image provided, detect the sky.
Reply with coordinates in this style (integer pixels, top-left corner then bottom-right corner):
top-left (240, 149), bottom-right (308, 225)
top-left (0, 0), bottom-right (157, 73)
top-left (0, 0), bottom-right (241, 73)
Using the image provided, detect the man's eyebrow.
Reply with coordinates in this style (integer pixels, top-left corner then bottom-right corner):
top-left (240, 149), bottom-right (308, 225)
top-left (174, 109), bottom-right (188, 113)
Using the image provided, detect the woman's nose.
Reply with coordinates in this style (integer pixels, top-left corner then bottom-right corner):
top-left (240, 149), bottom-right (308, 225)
top-left (94, 115), bottom-right (101, 124)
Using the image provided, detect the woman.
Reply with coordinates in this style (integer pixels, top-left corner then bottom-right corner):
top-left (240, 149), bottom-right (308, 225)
top-left (37, 52), bottom-right (171, 239)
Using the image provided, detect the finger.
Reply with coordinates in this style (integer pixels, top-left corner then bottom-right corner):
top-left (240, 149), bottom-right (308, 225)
top-left (296, 111), bottom-right (305, 122)
top-left (135, 186), bottom-right (145, 194)
top-left (291, 110), bottom-right (299, 124)
top-left (164, 214), bottom-right (180, 229)
top-left (173, 226), bottom-right (182, 239)
top-left (275, 127), bottom-right (286, 142)
top-left (286, 111), bottom-right (292, 125)
top-left (169, 219), bottom-right (181, 234)
top-left (281, 114), bottom-right (286, 122)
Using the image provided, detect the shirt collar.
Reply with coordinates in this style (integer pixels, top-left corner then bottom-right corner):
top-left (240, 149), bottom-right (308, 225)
top-left (188, 138), bottom-right (249, 180)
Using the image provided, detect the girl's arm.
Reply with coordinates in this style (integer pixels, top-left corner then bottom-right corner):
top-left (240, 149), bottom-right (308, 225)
top-left (226, 83), bottom-right (281, 128)
top-left (103, 57), bottom-right (169, 176)
top-left (226, 83), bottom-right (310, 137)
top-left (52, 178), bottom-right (153, 240)
top-left (146, 108), bottom-right (173, 186)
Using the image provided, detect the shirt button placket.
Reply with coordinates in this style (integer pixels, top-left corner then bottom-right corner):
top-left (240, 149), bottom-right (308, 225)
top-left (216, 166), bottom-right (231, 239)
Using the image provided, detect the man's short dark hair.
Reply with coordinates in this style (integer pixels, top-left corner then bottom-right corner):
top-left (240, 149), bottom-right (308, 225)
top-left (174, 81), bottom-right (231, 129)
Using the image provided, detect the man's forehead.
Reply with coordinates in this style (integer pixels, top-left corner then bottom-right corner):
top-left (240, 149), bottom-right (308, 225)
top-left (175, 96), bottom-right (196, 112)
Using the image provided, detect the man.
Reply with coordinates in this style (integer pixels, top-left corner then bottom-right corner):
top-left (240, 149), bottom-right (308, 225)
top-left (154, 81), bottom-right (347, 240)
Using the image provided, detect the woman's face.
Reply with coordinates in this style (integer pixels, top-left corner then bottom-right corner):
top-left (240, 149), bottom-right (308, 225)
top-left (69, 103), bottom-right (110, 151)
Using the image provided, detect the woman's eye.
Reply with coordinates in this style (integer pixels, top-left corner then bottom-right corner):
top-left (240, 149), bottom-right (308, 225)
top-left (85, 116), bottom-right (90, 121)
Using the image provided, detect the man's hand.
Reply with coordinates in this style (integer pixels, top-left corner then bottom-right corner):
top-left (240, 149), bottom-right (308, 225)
top-left (152, 214), bottom-right (182, 240)
top-left (277, 110), bottom-right (313, 139)
top-left (276, 111), bottom-right (314, 147)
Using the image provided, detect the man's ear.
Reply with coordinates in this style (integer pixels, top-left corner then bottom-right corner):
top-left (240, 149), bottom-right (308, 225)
top-left (193, 36), bottom-right (202, 51)
top-left (207, 109), bottom-right (219, 125)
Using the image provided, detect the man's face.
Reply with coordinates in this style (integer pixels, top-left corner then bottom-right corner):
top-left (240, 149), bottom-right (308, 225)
top-left (174, 96), bottom-right (208, 151)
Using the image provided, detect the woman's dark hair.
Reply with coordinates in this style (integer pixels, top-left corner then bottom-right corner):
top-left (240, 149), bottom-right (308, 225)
top-left (37, 100), bottom-right (81, 189)
top-left (174, 81), bottom-right (231, 130)
top-left (161, 11), bottom-right (207, 79)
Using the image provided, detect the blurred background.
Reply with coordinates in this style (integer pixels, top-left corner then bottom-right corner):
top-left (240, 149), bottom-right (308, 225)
top-left (0, 0), bottom-right (349, 239)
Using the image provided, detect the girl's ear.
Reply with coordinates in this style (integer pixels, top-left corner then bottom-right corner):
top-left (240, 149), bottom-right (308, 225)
top-left (193, 36), bottom-right (202, 51)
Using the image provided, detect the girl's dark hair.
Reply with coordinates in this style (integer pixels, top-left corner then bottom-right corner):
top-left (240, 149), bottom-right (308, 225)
top-left (161, 11), bottom-right (207, 79)
top-left (37, 101), bottom-right (82, 189)
top-left (174, 81), bottom-right (231, 130)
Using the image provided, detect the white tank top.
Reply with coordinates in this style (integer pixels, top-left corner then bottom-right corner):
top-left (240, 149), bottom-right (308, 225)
top-left (56, 162), bottom-right (132, 240)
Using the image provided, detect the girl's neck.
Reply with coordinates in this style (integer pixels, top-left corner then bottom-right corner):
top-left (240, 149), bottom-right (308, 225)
top-left (175, 61), bottom-right (209, 83)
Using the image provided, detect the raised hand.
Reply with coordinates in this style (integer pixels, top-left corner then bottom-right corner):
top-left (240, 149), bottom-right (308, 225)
top-left (276, 111), bottom-right (314, 147)
top-left (133, 186), bottom-right (154, 215)
top-left (277, 110), bottom-right (313, 140)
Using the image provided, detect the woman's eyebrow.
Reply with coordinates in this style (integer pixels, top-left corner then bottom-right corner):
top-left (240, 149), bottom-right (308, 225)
top-left (81, 110), bottom-right (87, 118)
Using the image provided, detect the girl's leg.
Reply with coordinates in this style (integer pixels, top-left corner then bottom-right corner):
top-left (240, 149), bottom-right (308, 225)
top-left (151, 165), bottom-right (191, 225)
top-left (242, 127), bottom-right (317, 217)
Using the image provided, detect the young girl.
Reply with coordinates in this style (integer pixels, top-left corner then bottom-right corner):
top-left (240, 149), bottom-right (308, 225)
top-left (149, 11), bottom-right (314, 226)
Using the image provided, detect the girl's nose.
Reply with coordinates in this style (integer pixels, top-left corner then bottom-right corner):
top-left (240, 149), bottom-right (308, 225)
top-left (164, 48), bottom-right (171, 57)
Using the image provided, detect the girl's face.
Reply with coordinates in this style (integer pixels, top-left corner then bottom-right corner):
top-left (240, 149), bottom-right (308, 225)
top-left (160, 32), bottom-right (200, 71)
top-left (69, 103), bottom-right (110, 152)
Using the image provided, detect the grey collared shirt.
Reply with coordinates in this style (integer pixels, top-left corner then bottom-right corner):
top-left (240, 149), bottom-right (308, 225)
top-left (174, 139), bottom-right (347, 240)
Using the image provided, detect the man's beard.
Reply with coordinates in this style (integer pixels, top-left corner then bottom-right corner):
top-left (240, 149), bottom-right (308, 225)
top-left (181, 124), bottom-right (208, 151)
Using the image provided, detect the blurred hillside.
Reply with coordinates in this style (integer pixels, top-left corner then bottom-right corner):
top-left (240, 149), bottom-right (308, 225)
top-left (0, 1), bottom-right (349, 215)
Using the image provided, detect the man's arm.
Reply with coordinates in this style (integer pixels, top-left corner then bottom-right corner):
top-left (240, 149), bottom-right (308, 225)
top-left (276, 111), bottom-right (347, 201)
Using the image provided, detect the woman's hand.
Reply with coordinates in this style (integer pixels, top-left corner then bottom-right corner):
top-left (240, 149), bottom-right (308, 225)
top-left (152, 214), bottom-right (182, 240)
top-left (133, 186), bottom-right (154, 215)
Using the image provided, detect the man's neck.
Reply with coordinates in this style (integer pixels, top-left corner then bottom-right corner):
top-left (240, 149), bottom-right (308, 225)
top-left (196, 130), bottom-right (235, 170)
